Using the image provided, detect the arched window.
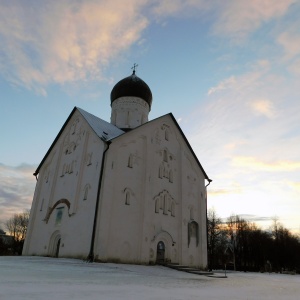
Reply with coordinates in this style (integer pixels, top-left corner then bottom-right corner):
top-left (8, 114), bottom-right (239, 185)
top-left (55, 207), bottom-right (64, 226)
top-left (188, 221), bottom-right (199, 247)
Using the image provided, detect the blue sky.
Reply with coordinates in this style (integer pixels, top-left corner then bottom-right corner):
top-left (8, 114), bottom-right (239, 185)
top-left (1, 0), bottom-right (300, 233)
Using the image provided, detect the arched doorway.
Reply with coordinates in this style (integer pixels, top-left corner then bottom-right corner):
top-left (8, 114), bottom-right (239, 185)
top-left (55, 238), bottom-right (61, 258)
top-left (156, 241), bottom-right (165, 264)
top-left (48, 231), bottom-right (61, 257)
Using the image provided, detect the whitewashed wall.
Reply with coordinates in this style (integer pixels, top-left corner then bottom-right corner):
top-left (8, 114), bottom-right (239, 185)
top-left (23, 113), bottom-right (105, 259)
top-left (95, 114), bottom-right (207, 268)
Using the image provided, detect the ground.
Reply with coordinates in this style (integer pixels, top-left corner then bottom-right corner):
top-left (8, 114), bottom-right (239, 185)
top-left (0, 256), bottom-right (299, 300)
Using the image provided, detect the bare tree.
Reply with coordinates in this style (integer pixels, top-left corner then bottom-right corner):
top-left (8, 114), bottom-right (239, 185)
top-left (5, 210), bottom-right (30, 254)
top-left (207, 208), bottom-right (227, 270)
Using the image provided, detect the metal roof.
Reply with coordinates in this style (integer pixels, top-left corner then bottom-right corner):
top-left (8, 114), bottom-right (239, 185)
top-left (77, 107), bottom-right (124, 141)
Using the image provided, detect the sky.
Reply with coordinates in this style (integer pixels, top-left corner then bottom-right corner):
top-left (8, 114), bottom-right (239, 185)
top-left (0, 0), bottom-right (300, 233)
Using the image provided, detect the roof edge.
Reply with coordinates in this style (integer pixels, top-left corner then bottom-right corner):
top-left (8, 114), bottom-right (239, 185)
top-left (109, 112), bottom-right (211, 181)
top-left (33, 107), bottom-right (78, 176)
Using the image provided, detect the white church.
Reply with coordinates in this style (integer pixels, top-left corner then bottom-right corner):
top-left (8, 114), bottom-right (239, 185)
top-left (23, 68), bottom-right (211, 269)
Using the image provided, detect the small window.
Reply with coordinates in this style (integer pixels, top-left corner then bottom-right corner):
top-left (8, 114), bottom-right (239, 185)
top-left (83, 186), bottom-right (89, 201)
top-left (55, 207), bottom-right (64, 226)
top-left (159, 164), bottom-right (164, 178)
top-left (155, 199), bottom-right (159, 213)
top-left (164, 168), bottom-right (169, 178)
top-left (45, 171), bottom-right (49, 183)
top-left (169, 170), bottom-right (173, 183)
top-left (125, 191), bottom-right (130, 205)
top-left (40, 198), bottom-right (44, 211)
top-left (163, 195), bottom-right (168, 215)
top-left (163, 150), bottom-right (168, 162)
top-left (126, 111), bottom-right (130, 126)
top-left (87, 153), bottom-right (92, 166)
top-left (71, 119), bottom-right (78, 135)
top-left (160, 197), bottom-right (163, 210)
top-left (171, 202), bottom-right (175, 217)
top-left (60, 164), bottom-right (65, 177)
top-left (69, 161), bottom-right (74, 174)
top-left (128, 154), bottom-right (133, 168)
top-left (165, 130), bottom-right (169, 141)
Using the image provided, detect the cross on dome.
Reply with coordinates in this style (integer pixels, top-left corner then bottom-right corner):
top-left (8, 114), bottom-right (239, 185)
top-left (131, 63), bottom-right (138, 75)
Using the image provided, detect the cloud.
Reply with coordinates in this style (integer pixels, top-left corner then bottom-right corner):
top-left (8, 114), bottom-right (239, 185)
top-left (0, 0), bottom-right (296, 95)
top-left (230, 214), bottom-right (275, 224)
top-left (277, 31), bottom-right (300, 61)
top-left (207, 76), bottom-right (237, 96)
top-left (288, 58), bottom-right (300, 75)
top-left (0, 164), bottom-right (35, 228)
top-left (249, 99), bottom-right (277, 118)
top-left (232, 157), bottom-right (300, 172)
top-left (0, 0), bottom-right (148, 94)
top-left (212, 0), bottom-right (296, 40)
top-left (287, 181), bottom-right (300, 191)
top-left (149, 0), bottom-right (210, 17)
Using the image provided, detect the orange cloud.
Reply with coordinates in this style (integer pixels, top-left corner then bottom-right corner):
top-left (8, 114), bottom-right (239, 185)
top-left (249, 99), bottom-right (277, 118)
top-left (0, 0), bottom-right (148, 94)
top-left (232, 156), bottom-right (300, 172)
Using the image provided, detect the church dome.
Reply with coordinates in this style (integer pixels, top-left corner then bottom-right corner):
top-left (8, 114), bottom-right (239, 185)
top-left (110, 71), bottom-right (153, 108)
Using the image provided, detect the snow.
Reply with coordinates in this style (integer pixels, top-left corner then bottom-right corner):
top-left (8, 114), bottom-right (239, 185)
top-left (0, 256), bottom-right (299, 300)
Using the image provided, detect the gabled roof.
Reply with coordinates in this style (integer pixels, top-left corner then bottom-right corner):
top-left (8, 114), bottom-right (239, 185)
top-left (34, 107), bottom-right (210, 181)
top-left (77, 107), bottom-right (124, 140)
top-left (33, 107), bottom-right (124, 176)
top-left (110, 113), bottom-right (210, 181)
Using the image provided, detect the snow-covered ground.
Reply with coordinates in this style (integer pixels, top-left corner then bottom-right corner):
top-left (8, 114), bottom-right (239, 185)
top-left (0, 256), bottom-right (299, 300)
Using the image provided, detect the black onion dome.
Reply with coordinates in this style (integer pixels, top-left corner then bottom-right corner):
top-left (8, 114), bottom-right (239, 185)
top-left (110, 71), bottom-right (152, 108)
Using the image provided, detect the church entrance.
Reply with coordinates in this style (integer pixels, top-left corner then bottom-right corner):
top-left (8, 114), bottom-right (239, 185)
top-left (48, 231), bottom-right (61, 257)
top-left (156, 241), bottom-right (165, 264)
top-left (55, 238), bottom-right (61, 258)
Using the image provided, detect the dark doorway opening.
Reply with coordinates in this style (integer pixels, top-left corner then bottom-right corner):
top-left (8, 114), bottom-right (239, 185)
top-left (156, 241), bottom-right (165, 264)
top-left (55, 238), bottom-right (61, 258)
